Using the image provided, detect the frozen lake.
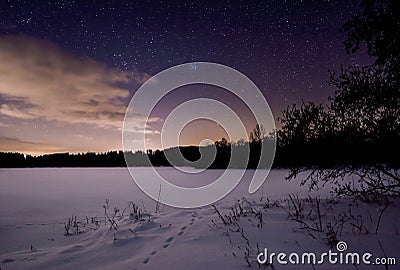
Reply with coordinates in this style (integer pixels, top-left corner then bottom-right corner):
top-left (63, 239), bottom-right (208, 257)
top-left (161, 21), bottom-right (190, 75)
top-left (0, 167), bottom-right (329, 226)
top-left (1, 168), bottom-right (398, 270)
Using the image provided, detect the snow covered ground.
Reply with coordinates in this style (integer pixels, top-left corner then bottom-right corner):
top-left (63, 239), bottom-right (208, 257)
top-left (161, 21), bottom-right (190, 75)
top-left (0, 168), bottom-right (399, 269)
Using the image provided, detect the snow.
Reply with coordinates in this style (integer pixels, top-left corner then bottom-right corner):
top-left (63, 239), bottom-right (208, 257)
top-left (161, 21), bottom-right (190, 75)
top-left (0, 168), bottom-right (399, 269)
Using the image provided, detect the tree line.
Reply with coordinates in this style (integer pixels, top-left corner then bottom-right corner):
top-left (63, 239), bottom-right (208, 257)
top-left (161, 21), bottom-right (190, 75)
top-left (0, 121), bottom-right (397, 168)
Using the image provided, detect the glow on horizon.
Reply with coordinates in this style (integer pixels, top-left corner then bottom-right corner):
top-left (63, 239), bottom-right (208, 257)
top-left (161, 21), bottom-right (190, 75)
top-left (0, 36), bottom-right (274, 155)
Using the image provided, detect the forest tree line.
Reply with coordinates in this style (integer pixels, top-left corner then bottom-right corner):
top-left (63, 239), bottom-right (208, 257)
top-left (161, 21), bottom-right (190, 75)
top-left (0, 122), bottom-right (398, 168)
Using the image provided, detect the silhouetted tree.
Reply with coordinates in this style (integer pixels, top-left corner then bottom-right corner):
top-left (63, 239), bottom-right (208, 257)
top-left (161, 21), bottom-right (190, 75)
top-left (249, 123), bottom-right (265, 143)
top-left (341, 0), bottom-right (400, 67)
top-left (335, 0), bottom-right (400, 144)
top-left (278, 102), bottom-right (334, 146)
top-left (215, 137), bottom-right (230, 148)
top-left (282, 0), bottom-right (400, 200)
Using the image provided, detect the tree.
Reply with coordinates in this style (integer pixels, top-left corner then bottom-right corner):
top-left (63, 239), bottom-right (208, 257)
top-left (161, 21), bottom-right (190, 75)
top-left (249, 123), bottom-right (265, 143)
top-left (215, 137), bottom-right (230, 148)
top-left (278, 102), bottom-right (334, 147)
top-left (328, 65), bottom-right (399, 144)
top-left (341, 0), bottom-right (400, 67)
top-left (281, 0), bottom-right (400, 200)
top-left (336, 0), bottom-right (400, 144)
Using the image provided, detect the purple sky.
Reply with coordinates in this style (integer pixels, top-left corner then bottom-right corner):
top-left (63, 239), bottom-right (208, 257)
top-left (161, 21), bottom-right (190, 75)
top-left (0, 1), bottom-right (372, 154)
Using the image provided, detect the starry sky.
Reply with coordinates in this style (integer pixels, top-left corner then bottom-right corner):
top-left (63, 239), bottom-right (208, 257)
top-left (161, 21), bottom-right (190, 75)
top-left (0, 0), bottom-right (371, 155)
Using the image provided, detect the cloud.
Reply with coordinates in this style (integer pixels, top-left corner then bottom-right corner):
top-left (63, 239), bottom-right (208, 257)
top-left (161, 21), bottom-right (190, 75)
top-left (0, 103), bottom-right (37, 119)
top-left (0, 137), bottom-right (67, 155)
top-left (122, 107), bottom-right (161, 133)
top-left (0, 35), bottom-right (151, 129)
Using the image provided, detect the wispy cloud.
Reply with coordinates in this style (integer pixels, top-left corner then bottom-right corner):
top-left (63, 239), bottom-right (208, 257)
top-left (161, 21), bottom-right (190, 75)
top-left (0, 136), bottom-right (67, 154)
top-left (0, 35), bottom-right (150, 129)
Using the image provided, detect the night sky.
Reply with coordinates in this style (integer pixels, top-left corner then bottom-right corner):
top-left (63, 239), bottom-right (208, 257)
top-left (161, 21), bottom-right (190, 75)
top-left (0, 0), bottom-right (371, 154)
